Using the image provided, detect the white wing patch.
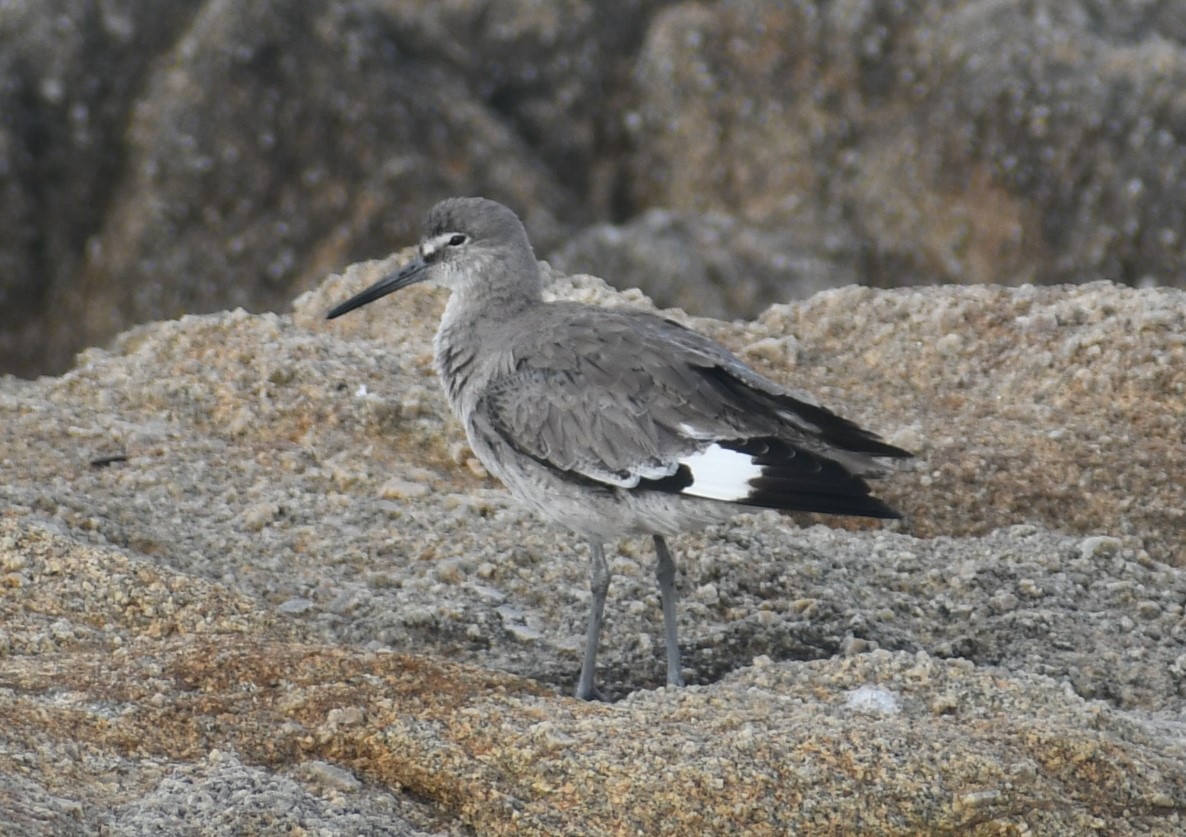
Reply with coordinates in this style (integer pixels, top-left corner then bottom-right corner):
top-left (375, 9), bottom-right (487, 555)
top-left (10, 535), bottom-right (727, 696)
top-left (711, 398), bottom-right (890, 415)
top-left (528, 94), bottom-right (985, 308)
top-left (677, 444), bottom-right (761, 502)
top-left (677, 421), bottom-right (716, 439)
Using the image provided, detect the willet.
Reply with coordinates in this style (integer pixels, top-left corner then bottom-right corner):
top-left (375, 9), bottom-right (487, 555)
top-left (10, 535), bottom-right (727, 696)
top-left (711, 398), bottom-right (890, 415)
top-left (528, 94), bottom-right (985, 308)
top-left (327, 197), bottom-right (911, 700)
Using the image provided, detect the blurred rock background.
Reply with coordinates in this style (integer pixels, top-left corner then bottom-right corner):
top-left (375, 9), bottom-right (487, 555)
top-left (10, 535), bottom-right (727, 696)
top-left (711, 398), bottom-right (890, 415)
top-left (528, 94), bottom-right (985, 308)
top-left (3, 0), bottom-right (1185, 377)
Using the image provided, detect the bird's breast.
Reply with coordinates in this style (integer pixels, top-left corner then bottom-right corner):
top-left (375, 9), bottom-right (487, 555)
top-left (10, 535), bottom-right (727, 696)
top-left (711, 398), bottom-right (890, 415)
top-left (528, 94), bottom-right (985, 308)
top-left (433, 330), bottom-right (477, 418)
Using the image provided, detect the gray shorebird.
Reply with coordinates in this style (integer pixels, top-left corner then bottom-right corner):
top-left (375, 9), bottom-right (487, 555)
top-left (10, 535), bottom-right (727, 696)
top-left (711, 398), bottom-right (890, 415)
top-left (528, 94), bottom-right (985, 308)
top-left (327, 197), bottom-right (911, 700)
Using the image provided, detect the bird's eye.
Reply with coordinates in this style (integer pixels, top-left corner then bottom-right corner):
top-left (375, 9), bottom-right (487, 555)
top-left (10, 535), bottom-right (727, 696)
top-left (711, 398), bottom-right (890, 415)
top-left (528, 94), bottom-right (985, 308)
top-left (448, 234), bottom-right (467, 246)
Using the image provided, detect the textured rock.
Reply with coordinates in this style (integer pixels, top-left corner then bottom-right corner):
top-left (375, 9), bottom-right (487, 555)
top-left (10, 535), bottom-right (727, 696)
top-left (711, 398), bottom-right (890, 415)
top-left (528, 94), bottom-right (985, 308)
top-left (0, 0), bottom-right (649, 376)
top-left (0, 0), bottom-right (200, 377)
top-left (2, 263), bottom-right (1185, 832)
top-left (6, 0), bottom-right (1186, 376)
top-left (631, 0), bottom-right (1186, 293)
top-left (56, 0), bottom-right (587, 374)
top-left (549, 208), bottom-right (858, 319)
top-left (5, 616), bottom-right (1185, 834)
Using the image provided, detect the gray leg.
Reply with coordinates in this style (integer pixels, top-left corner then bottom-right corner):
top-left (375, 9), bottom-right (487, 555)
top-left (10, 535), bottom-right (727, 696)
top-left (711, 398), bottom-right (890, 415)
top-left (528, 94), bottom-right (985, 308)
top-left (576, 541), bottom-right (609, 700)
top-left (653, 535), bottom-right (685, 688)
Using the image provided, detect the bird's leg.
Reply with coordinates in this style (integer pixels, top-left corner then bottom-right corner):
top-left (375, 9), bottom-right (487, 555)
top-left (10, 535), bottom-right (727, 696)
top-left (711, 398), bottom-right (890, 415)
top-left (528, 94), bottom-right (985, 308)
top-left (653, 535), bottom-right (685, 688)
top-left (576, 541), bottom-right (610, 700)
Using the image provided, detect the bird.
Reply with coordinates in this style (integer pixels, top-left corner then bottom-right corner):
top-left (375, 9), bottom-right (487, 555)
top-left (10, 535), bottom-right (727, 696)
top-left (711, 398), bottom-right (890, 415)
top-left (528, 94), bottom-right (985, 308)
top-left (326, 196), bottom-right (911, 700)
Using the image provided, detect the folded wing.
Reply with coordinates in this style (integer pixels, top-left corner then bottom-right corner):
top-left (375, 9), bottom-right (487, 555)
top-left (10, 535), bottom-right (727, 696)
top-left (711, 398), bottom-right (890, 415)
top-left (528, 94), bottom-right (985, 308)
top-left (476, 307), bottom-right (911, 519)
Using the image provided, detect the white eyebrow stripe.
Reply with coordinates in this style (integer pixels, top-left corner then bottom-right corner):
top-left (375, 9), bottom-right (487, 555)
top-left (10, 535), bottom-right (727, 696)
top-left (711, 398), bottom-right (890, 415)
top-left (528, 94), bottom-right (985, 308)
top-left (422, 232), bottom-right (460, 258)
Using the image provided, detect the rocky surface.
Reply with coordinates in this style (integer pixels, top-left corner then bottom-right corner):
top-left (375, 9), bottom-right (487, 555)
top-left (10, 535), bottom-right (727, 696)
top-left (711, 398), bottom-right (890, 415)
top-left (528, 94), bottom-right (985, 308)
top-left (2, 264), bottom-right (1185, 833)
top-left (630, 0), bottom-right (1186, 289)
top-left (549, 208), bottom-right (858, 320)
top-left (4, 0), bottom-right (1186, 375)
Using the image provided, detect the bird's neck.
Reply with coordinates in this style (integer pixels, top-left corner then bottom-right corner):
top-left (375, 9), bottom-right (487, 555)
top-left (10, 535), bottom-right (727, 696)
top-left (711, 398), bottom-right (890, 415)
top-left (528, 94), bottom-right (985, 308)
top-left (441, 257), bottom-right (543, 332)
top-left (434, 260), bottom-right (543, 417)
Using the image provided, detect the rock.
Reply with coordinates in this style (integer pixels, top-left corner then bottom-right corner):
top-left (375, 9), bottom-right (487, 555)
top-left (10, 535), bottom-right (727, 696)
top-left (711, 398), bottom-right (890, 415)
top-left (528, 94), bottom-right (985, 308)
top-left (0, 0), bottom-right (199, 377)
top-left (630, 0), bottom-right (1186, 289)
top-left (1, 265), bottom-right (1185, 832)
top-left (1, 0), bottom-right (650, 375)
top-left (549, 208), bottom-right (857, 319)
top-left (6, 1), bottom-right (1186, 379)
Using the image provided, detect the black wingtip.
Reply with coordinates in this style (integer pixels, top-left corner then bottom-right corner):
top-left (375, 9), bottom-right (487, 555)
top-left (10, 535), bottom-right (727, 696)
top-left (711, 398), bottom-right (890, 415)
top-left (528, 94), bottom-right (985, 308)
top-left (725, 437), bottom-right (904, 520)
top-left (635, 437), bottom-right (906, 520)
top-left (740, 478), bottom-right (903, 519)
top-left (697, 366), bottom-right (914, 459)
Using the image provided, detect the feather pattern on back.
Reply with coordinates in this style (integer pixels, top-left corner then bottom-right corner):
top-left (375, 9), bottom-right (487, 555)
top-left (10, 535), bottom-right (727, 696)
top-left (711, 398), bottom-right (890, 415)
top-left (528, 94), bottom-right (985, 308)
top-left (471, 304), bottom-right (909, 518)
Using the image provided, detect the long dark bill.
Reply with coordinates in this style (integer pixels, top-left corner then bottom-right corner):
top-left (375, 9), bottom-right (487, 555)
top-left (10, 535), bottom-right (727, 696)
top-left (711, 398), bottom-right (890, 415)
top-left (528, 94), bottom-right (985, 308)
top-left (325, 256), bottom-right (430, 319)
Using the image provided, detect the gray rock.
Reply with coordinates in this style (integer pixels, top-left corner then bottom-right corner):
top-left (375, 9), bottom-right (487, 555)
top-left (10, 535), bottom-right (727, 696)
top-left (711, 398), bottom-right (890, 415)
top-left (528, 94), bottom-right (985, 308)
top-left (107, 750), bottom-right (420, 836)
top-left (630, 0), bottom-right (1186, 290)
top-left (549, 208), bottom-right (858, 319)
top-left (7, 0), bottom-right (1186, 382)
top-left (1, 265), bottom-right (1184, 832)
top-left (0, 0), bottom-right (199, 377)
top-left (2, 0), bottom-right (648, 376)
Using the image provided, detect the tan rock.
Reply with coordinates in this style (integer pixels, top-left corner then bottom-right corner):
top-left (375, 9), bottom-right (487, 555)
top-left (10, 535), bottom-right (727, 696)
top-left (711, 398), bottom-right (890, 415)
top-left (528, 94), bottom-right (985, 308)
top-left (1, 269), bottom-right (1184, 832)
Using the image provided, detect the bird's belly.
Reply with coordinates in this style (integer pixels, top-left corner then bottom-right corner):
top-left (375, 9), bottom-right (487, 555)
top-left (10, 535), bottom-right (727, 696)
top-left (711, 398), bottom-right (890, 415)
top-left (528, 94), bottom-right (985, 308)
top-left (465, 424), bottom-right (737, 541)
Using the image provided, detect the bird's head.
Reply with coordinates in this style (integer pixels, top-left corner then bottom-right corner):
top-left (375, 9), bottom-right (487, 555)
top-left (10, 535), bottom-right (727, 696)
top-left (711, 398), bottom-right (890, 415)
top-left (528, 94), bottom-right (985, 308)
top-left (326, 197), bottom-right (538, 320)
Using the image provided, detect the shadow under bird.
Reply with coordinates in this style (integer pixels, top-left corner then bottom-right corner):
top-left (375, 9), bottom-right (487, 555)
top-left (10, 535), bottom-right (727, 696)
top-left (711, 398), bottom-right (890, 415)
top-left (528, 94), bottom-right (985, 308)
top-left (327, 196), bottom-right (912, 700)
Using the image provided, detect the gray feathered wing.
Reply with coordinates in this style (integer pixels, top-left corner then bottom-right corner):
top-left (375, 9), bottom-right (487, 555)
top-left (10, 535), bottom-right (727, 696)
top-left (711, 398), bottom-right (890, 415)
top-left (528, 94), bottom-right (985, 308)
top-left (473, 307), bottom-right (910, 518)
